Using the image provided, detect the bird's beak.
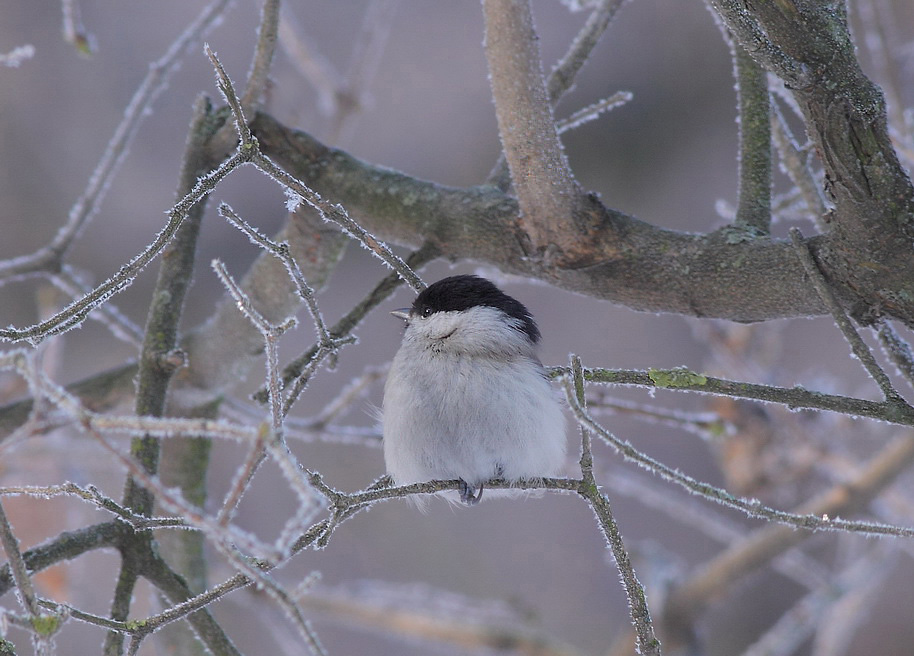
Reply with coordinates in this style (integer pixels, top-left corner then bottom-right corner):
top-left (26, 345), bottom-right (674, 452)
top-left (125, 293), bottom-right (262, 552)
top-left (390, 308), bottom-right (410, 321)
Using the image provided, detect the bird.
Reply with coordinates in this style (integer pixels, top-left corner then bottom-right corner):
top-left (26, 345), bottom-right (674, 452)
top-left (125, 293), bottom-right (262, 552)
top-left (382, 274), bottom-right (566, 505)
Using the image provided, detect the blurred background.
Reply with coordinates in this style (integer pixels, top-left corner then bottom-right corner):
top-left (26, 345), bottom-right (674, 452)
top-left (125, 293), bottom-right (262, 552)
top-left (1, 1), bottom-right (914, 654)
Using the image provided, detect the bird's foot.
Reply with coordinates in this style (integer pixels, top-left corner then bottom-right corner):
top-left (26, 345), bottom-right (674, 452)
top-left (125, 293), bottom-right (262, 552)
top-left (458, 479), bottom-right (484, 505)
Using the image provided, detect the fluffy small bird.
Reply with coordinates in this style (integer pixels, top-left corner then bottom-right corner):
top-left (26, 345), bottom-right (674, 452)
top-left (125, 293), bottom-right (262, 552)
top-left (382, 275), bottom-right (566, 505)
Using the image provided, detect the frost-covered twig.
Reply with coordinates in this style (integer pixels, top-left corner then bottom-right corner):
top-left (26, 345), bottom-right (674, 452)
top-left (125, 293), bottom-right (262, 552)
top-left (568, 357), bottom-right (660, 656)
top-left (0, 483), bottom-right (185, 531)
top-left (218, 203), bottom-right (332, 345)
top-left (51, 266), bottom-right (143, 346)
top-left (208, 46), bottom-right (425, 291)
top-left (555, 91), bottom-right (632, 135)
top-left (790, 228), bottom-right (905, 404)
top-left (0, 0), bottom-right (231, 286)
top-left (586, 392), bottom-right (730, 440)
top-left (0, 44), bottom-right (35, 67)
top-left (212, 259), bottom-right (294, 425)
top-left (212, 259), bottom-right (324, 535)
top-left (263, 242), bottom-right (438, 405)
top-left (216, 540), bottom-right (328, 656)
top-left (875, 319), bottom-right (914, 389)
top-left (562, 373), bottom-right (914, 537)
top-left (0, 147), bottom-right (247, 344)
top-left (549, 365), bottom-right (914, 426)
top-left (241, 0), bottom-right (280, 111)
top-left (89, 422), bottom-right (279, 562)
top-left (605, 466), bottom-right (828, 591)
top-left (0, 500), bottom-right (41, 617)
top-left (0, 498), bottom-right (62, 655)
top-left (661, 431), bottom-right (914, 646)
top-left (61, 0), bottom-right (94, 55)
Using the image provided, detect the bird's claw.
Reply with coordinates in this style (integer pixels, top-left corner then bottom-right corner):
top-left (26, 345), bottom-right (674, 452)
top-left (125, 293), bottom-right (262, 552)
top-left (459, 479), bottom-right (484, 505)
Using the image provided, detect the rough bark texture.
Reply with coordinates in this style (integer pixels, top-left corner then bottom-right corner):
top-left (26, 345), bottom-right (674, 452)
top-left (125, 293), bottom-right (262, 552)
top-left (247, 0), bottom-right (914, 331)
top-left (253, 113), bottom-right (827, 323)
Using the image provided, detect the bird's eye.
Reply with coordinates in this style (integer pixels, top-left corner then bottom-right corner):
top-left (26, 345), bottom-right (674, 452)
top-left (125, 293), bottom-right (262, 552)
top-left (421, 306), bottom-right (434, 318)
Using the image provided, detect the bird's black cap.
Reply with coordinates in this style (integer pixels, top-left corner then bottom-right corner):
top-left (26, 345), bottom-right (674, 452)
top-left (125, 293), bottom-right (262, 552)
top-left (411, 275), bottom-right (540, 343)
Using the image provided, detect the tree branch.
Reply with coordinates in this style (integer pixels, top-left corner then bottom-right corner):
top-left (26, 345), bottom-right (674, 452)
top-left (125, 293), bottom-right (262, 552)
top-left (482, 0), bottom-right (586, 264)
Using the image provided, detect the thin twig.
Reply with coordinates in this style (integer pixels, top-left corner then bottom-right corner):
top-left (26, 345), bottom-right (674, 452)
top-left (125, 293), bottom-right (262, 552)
top-left (555, 91), bottom-right (632, 135)
top-left (569, 358), bottom-right (660, 656)
top-left (0, 483), bottom-right (185, 531)
top-left (875, 319), bottom-right (914, 388)
top-left (789, 228), bottom-right (905, 404)
top-left (731, 38), bottom-right (771, 234)
top-left (218, 203), bottom-right (332, 344)
top-left (207, 47), bottom-right (426, 291)
top-left (0, 148), bottom-right (249, 344)
top-left (549, 365), bottom-right (914, 426)
top-left (262, 242), bottom-right (438, 404)
top-left (561, 374), bottom-right (914, 537)
top-left (241, 0), bottom-right (281, 111)
top-left (0, 499), bottom-right (42, 617)
top-left (771, 101), bottom-right (828, 226)
top-left (0, 0), bottom-right (231, 283)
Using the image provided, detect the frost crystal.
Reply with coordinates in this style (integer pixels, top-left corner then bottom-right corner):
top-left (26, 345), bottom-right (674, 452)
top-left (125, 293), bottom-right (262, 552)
top-left (0, 45), bottom-right (36, 67)
top-left (284, 187), bottom-right (304, 213)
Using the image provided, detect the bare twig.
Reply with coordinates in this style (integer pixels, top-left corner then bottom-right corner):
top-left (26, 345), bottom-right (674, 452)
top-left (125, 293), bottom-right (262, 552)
top-left (0, 483), bottom-right (185, 531)
top-left (0, 0), bottom-right (232, 285)
top-left (218, 203), bottom-right (332, 344)
top-left (550, 365), bottom-right (914, 425)
top-left (242, 0), bottom-right (281, 111)
top-left (731, 39), bottom-right (771, 233)
top-left (265, 242), bottom-right (437, 405)
top-left (209, 46), bottom-right (426, 291)
top-left (61, 0), bottom-right (94, 55)
top-left (771, 100), bottom-right (828, 226)
top-left (561, 373), bottom-right (914, 537)
top-left (662, 431), bottom-right (914, 646)
top-left (0, 500), bottom-right (42, 617)
top-left (568, 358), bottom-right (661, 656)
top-left (0, 147), bottom-right (248, 344)
top-left (789, 228), bottom-right (905, 405)
top-left (555, 91), bottom-right (632, 135)
top-left (875, 319), bottom-right (914, 388)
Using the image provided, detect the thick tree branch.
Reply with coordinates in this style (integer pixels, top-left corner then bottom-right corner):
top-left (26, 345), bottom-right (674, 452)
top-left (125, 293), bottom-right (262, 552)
top-left (711, 1), bottom-right (914, 325)
top-left (252, 112), bottom-right (828, 322)
top-left (482, 0), bottom-right (587, 264)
